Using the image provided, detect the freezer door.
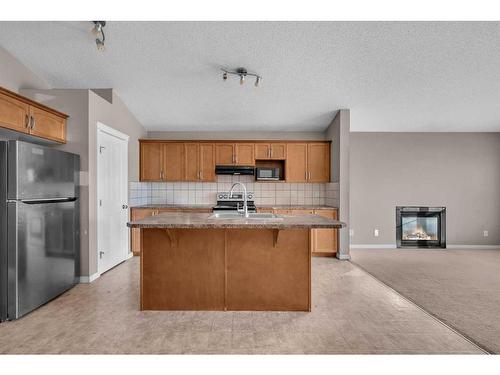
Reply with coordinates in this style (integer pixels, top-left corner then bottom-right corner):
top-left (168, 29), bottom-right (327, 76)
top-left (7, 140), bottom-right (79, 200)
top-left (8, 199), bottom-right (78, 319)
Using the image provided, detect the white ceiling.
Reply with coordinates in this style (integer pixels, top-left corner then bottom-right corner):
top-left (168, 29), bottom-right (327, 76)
top-left (0, 21), bottom-right (499, 132)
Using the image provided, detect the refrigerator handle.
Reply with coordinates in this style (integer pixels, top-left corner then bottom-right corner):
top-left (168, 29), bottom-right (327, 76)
top-left (20, 197), bottom-right (78, 204)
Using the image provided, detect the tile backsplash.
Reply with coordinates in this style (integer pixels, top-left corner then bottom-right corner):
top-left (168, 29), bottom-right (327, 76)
top-left (129, 175), bottom-right (339, 207)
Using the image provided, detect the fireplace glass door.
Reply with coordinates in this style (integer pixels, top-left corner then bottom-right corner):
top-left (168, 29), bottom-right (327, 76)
top-left (401, 216), bottom-right (438, 241)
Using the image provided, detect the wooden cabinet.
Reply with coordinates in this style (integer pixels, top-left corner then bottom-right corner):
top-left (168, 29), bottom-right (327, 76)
top-left (216, 143), bottom-right (255, 165)
top-left (185, 143), bottom-right (216, 181)
top-left (286, 143), bottom-right (308, 182)
top-left (0, 87), bottom-right (67, 143)
top-left (0, 91), bottom-right (30, 133)
top-left (256, 207), bottom-right (338, 256)
top-left (199, 143), bottom-right (216, 181)
top-left (163, 143), bottom-right (184, 181)
top-left (255, 143), bottom-right (286, 160)
top-left (235, 143), bottom-right (254, 165)
top-left (307, 143), bottom-right (330, 182)
top-left (130, 207), bottom-right (212, 254)
top-left (140, 142), bottom-right (163, 181)
top-left (285, 142), bottom-right (330, 183)
top-left (215, 143), bottom-right (235, 165)
top-left (139, 140), bottom-right (330, 182)
top-left (311, 209), bottom-right (338, 256)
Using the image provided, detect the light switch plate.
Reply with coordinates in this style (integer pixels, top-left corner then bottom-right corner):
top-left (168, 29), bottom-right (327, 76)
top-left (374, 229), bottom-right (379, 237)
top-left (483, 230), bottom-right (489, 237)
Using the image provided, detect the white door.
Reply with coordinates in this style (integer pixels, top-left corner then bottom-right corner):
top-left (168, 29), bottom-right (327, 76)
top-left (97, 123), bottom-right (129, 274)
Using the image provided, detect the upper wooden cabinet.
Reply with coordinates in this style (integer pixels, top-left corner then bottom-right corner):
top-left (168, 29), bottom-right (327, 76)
top-left (286, 143), bottom-right (308, 182)
top-left (255, 143), bottom-right (286, 160)
top-left (0, 87), bottom-right (67, 143)
top-left (140, 141), bottom-right (215, 182)
top-left (216, 143), bottom-right (255, 166)
top-left (140, 140), bottom-right (330, 182)
top-left (286, 142), bottom-right (330, 182)
top-left (140, 142), bottom-right (163, 181)
top-left (185, 142), bottom-right (216, 181)
top-left (307, 143), bottom-right (330, 182)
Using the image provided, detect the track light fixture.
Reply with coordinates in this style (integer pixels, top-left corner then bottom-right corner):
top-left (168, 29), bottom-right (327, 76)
top-left (91, 21), bottom-right (106, 52)
top-left (221, 67), bottom-right (261, 87)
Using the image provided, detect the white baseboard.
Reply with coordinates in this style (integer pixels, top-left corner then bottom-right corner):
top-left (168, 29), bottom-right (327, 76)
top-left (350, 244), bottom-right (397, 249)
top-left (350, 244), bottom-right (500, 250)
top-left (336, 253), bottom-right (351, 260)
top-left (78, 272), bottom-right (100, 283)
top-left (447, 244), bottom-right (500, 250)
top-left (126, 251), bottom-right (134, 260)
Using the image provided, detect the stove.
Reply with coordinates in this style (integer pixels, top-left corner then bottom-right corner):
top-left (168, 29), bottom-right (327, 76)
top-left (213, 191), bottom-right (256, 212)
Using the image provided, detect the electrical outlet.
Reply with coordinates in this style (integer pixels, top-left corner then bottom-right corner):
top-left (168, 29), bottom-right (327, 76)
top-left (374, 229), bottom-right (379, 237)
top-left (483, 230), bottom-right (489, 237)
top-left (349, 229), bottom-right (354, 237)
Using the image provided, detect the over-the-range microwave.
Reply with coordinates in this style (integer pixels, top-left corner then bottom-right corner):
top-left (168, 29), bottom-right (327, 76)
top-left (255, 167), bottom-right (280, 181)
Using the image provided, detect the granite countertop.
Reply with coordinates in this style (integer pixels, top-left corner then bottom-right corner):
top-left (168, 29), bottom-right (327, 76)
top-left (257, 205), bottom-right (338, 210)
top-left (130, 204), bottom-right (213, 209)
top-left (127, 212), bottom-right (345, 229)
top-left (131, 204), bottom-right (337, 210)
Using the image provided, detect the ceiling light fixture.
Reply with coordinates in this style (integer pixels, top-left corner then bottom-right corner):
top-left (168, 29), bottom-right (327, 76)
top-left (221, 67), bottom-right (261, 87)
top-left (91, 21), bottom-right (106, 52)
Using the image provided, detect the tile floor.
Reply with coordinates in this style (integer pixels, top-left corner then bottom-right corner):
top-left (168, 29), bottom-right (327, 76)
top-left (0, 257), bottom-right (484, 354)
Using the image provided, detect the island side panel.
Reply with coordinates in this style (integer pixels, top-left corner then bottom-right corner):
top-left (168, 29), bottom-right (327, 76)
top-left (140, 228), bottom-right (226, 310)
top-left (226, 228), bottom-right (311, 311)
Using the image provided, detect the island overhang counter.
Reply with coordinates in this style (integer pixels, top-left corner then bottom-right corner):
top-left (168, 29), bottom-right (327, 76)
top-left (127, 212), bottom-right (345, 312)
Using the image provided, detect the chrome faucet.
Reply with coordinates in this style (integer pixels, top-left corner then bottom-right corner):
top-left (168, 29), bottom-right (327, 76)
top-left (229, 182), bottom-right (249, 218)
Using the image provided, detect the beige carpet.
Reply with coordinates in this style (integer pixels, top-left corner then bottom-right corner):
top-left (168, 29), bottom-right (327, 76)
top-left (351, 248), bottom-right (500, 354)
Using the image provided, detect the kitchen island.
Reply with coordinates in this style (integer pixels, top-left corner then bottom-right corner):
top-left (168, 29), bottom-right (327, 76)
top-left (127, 212), bottom-right (344, 312)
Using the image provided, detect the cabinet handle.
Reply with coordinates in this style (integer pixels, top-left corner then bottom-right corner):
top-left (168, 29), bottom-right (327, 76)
top-left (25, 114), bottom-right (30, 128)
top-left (160, 171), bottom-right (164, 180)
top-left (31, 116), bottom-right (36, 130)
top-left (305, 171), bottom-right (307, 181)
top-left (269, 148), bottom-right (271, 158)
top-left (308, 172), bottom-right (311, 180)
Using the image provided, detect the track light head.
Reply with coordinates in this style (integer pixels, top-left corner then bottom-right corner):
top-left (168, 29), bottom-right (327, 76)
top-left (221, 67), bottom-right (261, 88)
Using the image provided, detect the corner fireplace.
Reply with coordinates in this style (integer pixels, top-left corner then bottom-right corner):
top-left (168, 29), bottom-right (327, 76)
top-left (396, 206), bottom-right (446, 248)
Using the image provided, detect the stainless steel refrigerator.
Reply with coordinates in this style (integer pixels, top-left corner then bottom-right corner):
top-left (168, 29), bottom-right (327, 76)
top-left (0, 140), bottom-right (79, 321)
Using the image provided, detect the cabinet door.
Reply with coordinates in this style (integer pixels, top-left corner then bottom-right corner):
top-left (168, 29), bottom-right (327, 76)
top-left (199, 143), bottom-right (216, 181)
top-left (285, 143), bottom-right (308, 182)
top-left (307, 143), bottom-right (330, 182)
top-left (130, 208), bottom-right (155, 254)
top-left (312, 209), bottom-right (338, 255)
top-left (140, 142), bottom-right (163, 181)
top-left (163, 143), bottom-right (184, 181)
top-left (270, 143), bottom-right (286, 159)
top-left (0, 92), bottom-right (30, 134)
top-left (216, 143), bottom-right (234, 165)
top-left (29, 106), bottom-right (66, 143)
top-left (255, 144), bottom-right (271, 159)
top-left (184, 143), bottom-right (200, 181)
top-left (235, 143), bottom-right (255, 165)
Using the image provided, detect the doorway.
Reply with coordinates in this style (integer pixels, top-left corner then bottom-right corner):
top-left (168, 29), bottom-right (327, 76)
top-left (97, 122), bottom-right (130, 274)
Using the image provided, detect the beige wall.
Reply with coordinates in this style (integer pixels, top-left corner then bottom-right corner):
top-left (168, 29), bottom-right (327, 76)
top-left (147, 131), bottom-right (325, 141)
top-left (0, 46), bottom-right (49, 92)
top-left (88, 90), bottom-right (147, 276)
top-left (350, 132), bottom-right (500, 246)
top-left (325, 110), bottom-right (350, 258)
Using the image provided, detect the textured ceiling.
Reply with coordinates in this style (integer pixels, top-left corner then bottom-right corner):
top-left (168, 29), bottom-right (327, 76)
top-left (0, 21), bottom-right (499, 132)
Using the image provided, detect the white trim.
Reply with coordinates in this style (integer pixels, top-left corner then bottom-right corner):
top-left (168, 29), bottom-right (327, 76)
top-left (351, 244), bottom-right (500, 250)
top-left (78, 272), bottom-right (100, 284)
top-left (350, 244), bottom-right (397, 249)
top-left (97, 121), bottom-right (130, 141)
top-left (336, 253), bottom-right (351, 260)
top-left (126, 251), bottom-right (134, 260)
top-left (447, 244), bottom-right (500, 250)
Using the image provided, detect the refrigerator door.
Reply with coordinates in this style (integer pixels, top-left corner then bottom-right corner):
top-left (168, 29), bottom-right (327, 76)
top-left (7, 199), bottom-right (78, 319)
top-left (7, 140), bottom-right (79, 200)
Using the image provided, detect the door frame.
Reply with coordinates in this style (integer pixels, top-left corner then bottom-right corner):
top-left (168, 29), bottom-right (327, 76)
top-left (96, 122), bottom-right (130, 275)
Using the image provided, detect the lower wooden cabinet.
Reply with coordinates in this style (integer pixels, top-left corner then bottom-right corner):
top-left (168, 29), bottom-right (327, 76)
top-left (257, 207), bottom-right (338, 256)
top-left (130, 207), bottom-right (212, 254)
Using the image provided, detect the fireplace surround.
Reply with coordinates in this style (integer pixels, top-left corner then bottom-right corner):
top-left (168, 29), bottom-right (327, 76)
top-left (396, 206), bottom-right (446, 248)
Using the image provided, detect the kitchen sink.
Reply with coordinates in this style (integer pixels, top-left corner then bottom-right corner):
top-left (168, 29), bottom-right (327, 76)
top-left (208, 212), bottom-right (284, 220)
